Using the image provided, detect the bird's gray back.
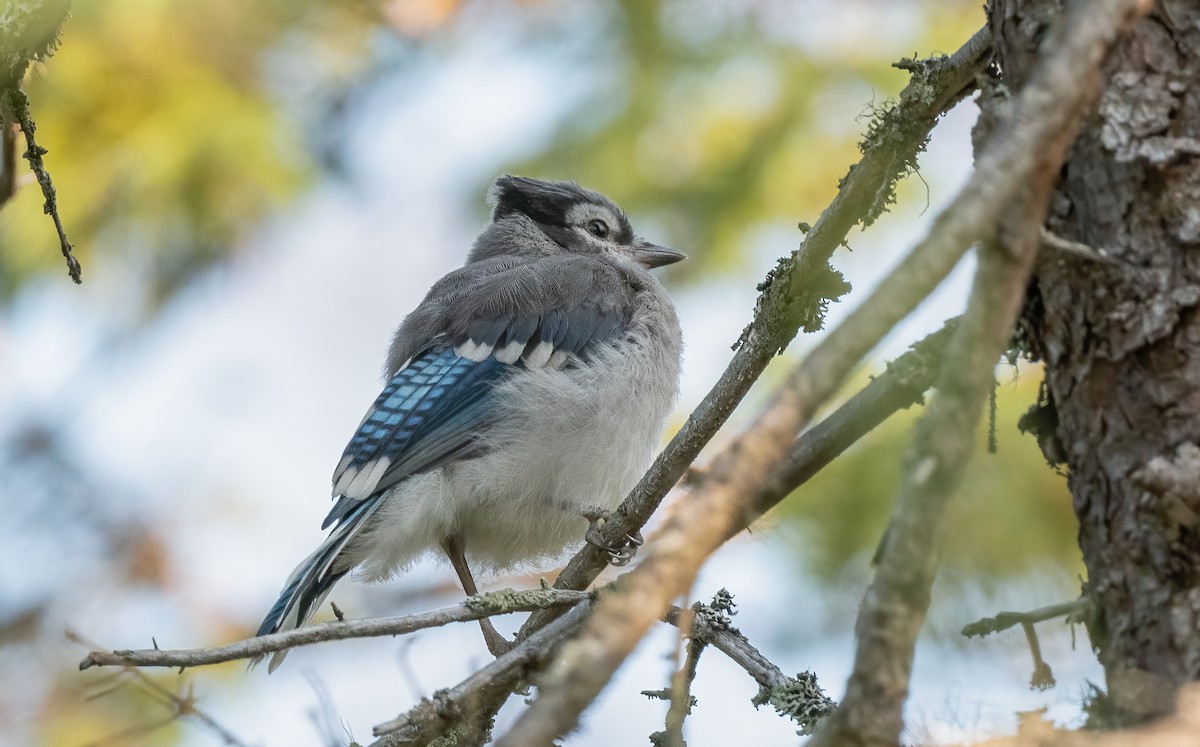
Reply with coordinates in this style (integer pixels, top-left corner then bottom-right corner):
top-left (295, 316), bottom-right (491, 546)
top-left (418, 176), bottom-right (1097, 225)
top-left (385, 253), bottom-right (645, 377)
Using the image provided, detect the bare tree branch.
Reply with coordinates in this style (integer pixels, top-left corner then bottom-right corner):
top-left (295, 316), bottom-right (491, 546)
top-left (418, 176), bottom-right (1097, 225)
top-left (497, 2), bottom-right (1147, 740)
top-left (78, 588), bottom-right (590, 671)
top-left (363, 586), bottom-right (834, 746)
top-left (1040, 227), bottom-right (1118, 265)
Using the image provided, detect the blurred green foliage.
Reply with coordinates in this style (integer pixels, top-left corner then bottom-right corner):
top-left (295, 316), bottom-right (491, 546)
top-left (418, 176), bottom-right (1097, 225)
top-left (0, 0), bottom-right (378, 302)
top-left (776, 368), bottom-right (1082, 589)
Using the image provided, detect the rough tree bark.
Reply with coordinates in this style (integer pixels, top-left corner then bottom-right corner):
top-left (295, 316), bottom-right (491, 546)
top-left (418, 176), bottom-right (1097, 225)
top-left (1004, 0), bottom-right (1200, 718)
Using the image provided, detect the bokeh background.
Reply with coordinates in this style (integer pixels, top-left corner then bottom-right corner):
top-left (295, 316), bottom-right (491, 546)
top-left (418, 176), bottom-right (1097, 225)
top-left (0, 1), bottom-right (1096, 745)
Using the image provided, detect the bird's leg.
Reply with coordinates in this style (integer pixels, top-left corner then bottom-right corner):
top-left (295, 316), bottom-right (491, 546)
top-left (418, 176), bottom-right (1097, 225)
top-left (440, 535), bottom-right (513, 657)
top-left (580, 505), bottom-right (644, 567)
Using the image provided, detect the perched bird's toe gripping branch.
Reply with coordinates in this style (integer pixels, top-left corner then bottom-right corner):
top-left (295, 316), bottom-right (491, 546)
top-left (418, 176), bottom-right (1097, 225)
top-left (581, 505), bottom-right (645, 567)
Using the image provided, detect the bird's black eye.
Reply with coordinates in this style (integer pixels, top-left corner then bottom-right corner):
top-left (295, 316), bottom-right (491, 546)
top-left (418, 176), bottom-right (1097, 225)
top-left (587, 219), bottom-right (610, 239)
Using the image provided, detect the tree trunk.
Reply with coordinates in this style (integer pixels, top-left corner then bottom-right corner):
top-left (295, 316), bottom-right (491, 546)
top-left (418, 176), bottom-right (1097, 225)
top-left (1000, 0), bottom-right (1200, 718)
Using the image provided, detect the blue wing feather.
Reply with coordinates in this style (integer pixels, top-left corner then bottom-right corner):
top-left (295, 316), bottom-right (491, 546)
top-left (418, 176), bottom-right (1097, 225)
top-left (322, 342), bottom-right (511, 529)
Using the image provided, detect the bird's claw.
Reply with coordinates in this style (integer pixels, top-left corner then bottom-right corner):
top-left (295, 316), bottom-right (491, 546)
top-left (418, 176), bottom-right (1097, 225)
top-left (582, 506), bottom-right (644, 566)
top-left (605, 540), bottom-right (640, 567)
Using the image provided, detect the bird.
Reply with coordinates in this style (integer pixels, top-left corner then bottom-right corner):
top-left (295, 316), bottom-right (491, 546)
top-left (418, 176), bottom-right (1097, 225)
top-left (256, 175), bottom-right (684, 670)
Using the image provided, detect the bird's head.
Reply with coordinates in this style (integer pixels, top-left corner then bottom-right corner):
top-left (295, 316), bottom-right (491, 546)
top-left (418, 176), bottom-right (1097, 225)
top-left (470, 175), bottom-right (685, 269)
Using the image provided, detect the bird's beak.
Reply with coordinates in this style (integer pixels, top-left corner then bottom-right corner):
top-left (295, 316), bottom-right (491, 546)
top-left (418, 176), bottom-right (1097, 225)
top-left (632, 240), bottom-right (686, 269)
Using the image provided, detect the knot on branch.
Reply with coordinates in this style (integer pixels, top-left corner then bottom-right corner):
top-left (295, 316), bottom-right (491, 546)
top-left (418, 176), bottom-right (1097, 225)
top-left (751, 671), bottom-right (836, 736)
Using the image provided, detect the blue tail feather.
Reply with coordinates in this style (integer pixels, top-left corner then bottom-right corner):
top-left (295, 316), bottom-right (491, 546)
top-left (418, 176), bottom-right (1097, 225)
top-left (255, 500), bottom-right (377, 671)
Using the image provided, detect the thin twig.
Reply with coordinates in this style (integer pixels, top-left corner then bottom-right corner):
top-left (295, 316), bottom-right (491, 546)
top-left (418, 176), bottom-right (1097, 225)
top-left (304, 670), bottom-right (353, 747)
top-left (141, 678), bottom-right (253, 747)
top-left (961, 597), bottom-right (1092, 638)
top-left (78, 588), bottom-right (589, 670)
top-left (1040, 227), bottom-right (1118, 264)
top-left (3, 83), bottom-right (81, 283)
top-left (368, 586), bottom-right (834, 746)
top-left (664, 602), bottom-right (766, 689)
top-left (79, 713), bottom-right (179, 747)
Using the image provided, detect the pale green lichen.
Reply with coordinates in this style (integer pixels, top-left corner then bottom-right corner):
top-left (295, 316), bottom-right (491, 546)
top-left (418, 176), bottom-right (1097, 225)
top-left (463, 587), bottom-right (572, 614)
top-left (694, 588), bottom-right (737, 633)
top-left (751, 671), bottom-right (836, 736)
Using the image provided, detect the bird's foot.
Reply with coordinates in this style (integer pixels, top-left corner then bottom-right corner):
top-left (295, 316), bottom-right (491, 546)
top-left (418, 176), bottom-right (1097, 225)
top-left (581, 505), bottom-right (644, 567)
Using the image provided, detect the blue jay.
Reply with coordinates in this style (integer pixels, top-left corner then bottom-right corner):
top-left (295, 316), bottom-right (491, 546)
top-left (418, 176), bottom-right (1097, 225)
top-left (257, 176), bottom-right (683, 668)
